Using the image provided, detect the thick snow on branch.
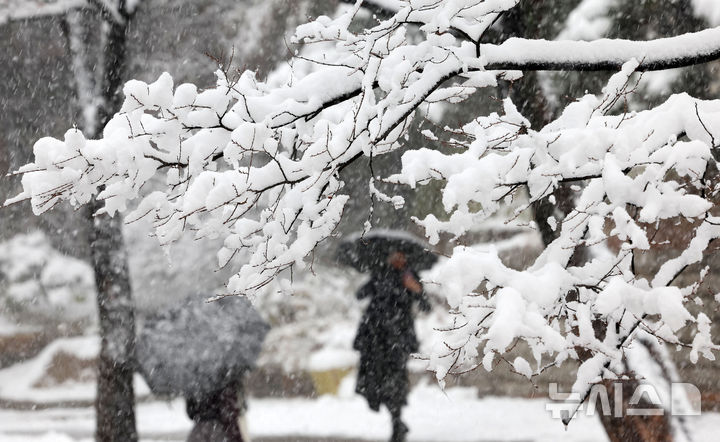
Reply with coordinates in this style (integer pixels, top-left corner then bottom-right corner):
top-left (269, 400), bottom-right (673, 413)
top-left (86, 0), bottom-right (126, 24)
top-left (9, 1), bottom-right (510, 294)
top-left (6, 0), bottom-right (719, 409)
top-left (340, 0), bottom-right (404, 16)
top-left (0, 0), bottom-right (86, 23)
top-left (483, 26), bottom-right (720, 71)
top-left (0, 0), bottom-right (135, 24)
top-left (398, 62), bottom-right (719, 399)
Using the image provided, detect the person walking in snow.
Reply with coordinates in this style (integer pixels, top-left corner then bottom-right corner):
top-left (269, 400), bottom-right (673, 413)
top-left (353, 250), bottom-right (431, 442)
top-left (136, 295), bottom-right (268, 442)
top-left (185, 380), bottom-right (248, 442)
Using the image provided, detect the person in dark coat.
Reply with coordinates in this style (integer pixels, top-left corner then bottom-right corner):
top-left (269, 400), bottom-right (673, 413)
top-left (185, 379), bottom-right (246, 442)
top-left (353, 250), bottom-right (431, 442)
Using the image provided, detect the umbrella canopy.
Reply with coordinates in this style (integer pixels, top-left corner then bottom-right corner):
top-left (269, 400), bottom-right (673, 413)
top-left (336, 229), bottom-right (437, 273)
top-left (136, 295), bottom-right (269, 398)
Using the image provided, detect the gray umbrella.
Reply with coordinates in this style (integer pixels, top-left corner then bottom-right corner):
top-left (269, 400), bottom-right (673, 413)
top-left (336, 229), bottom-right (437, 273)
top-left (136, 295), bottom-right (269, 398)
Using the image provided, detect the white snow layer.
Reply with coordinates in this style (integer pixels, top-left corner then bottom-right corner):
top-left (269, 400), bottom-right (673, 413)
top-left (484, 26), bottom-right (720, 69)
top-left (0, 336), bottom-right (149, 403)
top-left (2, 383), bottom-right (720, 441)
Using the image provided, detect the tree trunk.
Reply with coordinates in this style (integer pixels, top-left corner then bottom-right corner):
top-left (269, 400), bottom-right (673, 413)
top-left (596, 379), bottom-right (673, 442)
top-left (86, 2), bottom-right (137, 441)
top-left (89, 200), bottom-right (138, 442)
top-left (503, 3), bottom-right (677, 441)
top-left (501, 4), bottom-right (564, 248)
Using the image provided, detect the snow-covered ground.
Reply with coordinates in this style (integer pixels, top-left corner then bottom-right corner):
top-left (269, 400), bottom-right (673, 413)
top-left (0, 384), bottom-right (602, 442)
top-left (1, 378), bottom-right (719, 442)
top-left (1, 327), bottom-right (718, 441)
top-left (0, 336), bottom-right (150, 403)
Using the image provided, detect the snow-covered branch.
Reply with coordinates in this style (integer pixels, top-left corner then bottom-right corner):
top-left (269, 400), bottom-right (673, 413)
top-left (483, 26), bottom-right (720, 71)
top-left (0, 0), bottom-right (86, 23)
top-left (344, 0), bottom-right (720, 72)
top-left (405, 63), bottom-right (719, 403)
top-left (86, 0), bottom-right (126, 25)
top-left (339, 0), bottom-right (403, 17)
top-left (0, 0), bottom-right (134, 25)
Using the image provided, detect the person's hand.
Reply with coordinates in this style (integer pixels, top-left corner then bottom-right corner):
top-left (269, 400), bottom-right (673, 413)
top-left (402, 271), bottom-right (422, 293)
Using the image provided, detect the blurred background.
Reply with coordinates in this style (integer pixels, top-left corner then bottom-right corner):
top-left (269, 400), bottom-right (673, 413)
top-left (1, 1), bottom-right (720, 441)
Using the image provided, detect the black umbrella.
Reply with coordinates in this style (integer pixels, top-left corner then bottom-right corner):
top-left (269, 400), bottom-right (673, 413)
top-left (136, 295), bottom-right (269, 398)
top-left (336, 229), bottom-right (437, 273)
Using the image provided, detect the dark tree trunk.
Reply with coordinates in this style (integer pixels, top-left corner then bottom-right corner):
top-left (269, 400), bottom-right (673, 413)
top-left (502, 3), bottom-right (677, 441)
top-left (500, 3), bottom-right (564, 249)
top-left (85, 2), bottom-right (137, 441)
top-left (90, 200), bottom-right (138, 442)
top-left (596, 379), bottom-right (673, 442)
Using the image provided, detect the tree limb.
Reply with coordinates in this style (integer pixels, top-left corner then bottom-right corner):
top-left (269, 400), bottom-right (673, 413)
top-left (87, 0), bottom-right (126, 25)
top-left (338, 0), bottom-right (400, 18)
top-left (0, 0), bottom-right (87, 24)
top-left (482, 27), bottom-right (720, 71)
top-left (284, 25), bottom-right (720, 132)
top-left (0, 0), bottom-right (131, 25)
top-left (340, 2), bottom-right (720, 72)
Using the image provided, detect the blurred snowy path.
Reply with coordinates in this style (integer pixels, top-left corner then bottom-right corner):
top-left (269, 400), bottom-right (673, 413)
top-left (0, 382), bottom-right (716, 442)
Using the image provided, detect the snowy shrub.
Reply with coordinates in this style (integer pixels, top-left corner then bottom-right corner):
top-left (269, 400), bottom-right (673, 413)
top-left (0, 232), bottom-right (96, 322)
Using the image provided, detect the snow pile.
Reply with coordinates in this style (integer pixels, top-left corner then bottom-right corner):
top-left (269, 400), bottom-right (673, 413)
top-left (0, 433), bottom-right (75, 442)
top-left (0, 314), bottom-right (39, 336)
top-left (0, 336), bottom-right (149, 403)
top-left (0, 232), bottom-right (96, 322)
